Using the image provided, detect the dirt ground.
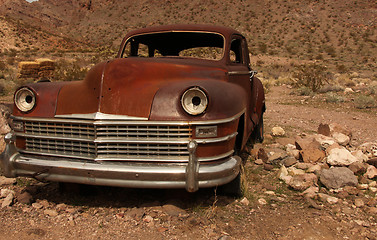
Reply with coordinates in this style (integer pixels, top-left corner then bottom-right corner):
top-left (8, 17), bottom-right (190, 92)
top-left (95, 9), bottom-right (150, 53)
top-left (0, 86), bottom-right (376, 240)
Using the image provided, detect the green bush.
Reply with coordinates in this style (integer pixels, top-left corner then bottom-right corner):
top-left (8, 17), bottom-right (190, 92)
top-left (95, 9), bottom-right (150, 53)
top-left (292, 63), bottom-right (329, 92)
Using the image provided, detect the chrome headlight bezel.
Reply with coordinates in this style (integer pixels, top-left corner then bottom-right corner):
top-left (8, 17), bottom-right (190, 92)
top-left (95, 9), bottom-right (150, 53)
top-left (14, 87), bottom-right (36, 113)
top-left (181, 87), bottom-right (208, 116)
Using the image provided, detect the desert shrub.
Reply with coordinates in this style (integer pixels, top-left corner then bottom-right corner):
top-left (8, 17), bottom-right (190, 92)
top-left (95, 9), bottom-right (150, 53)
top-left (318, 84), bottom-right (344, 93)
top-left (354, 95), bottom-right (376, 109)
top-left (325, 93), bottom-right (345, 103)
top-left (54, 59), bottom-right (89, 82)
top-left (0, 61), bottom-right (6, 71)
top-left (0, 81), bottom-right (5, 95)
top-left (292, 63), bottom-right (329, 92)
top-left (295, 86), bottom-right (313, 96)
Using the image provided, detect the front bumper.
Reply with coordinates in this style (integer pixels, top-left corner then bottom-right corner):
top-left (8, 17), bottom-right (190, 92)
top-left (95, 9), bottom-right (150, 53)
top-left (1, 133), bottom-right (241, 191)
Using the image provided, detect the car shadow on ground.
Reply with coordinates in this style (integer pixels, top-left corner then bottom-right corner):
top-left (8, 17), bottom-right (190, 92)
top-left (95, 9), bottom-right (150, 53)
top-left (28, 181), bottom-right (236, 210)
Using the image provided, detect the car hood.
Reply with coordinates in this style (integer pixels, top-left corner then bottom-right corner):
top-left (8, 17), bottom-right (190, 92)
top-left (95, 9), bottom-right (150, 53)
top-left (55, 58), bottom-right (227, 118)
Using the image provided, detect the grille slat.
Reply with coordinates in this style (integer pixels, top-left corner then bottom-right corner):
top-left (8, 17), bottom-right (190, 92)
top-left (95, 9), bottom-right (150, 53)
top-left (22, 120), bottom-right (192, 162)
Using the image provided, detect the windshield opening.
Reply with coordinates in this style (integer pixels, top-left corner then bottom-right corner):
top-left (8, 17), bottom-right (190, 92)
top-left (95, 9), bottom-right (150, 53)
top-left (122, 32), bottom-right (224, 61)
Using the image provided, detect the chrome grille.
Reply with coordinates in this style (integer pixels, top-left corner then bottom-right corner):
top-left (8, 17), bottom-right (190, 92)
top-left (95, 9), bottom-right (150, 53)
top-left (20, 119), bottom-right (192, 162)
top-left (25, 121), bottom-right (95, 140)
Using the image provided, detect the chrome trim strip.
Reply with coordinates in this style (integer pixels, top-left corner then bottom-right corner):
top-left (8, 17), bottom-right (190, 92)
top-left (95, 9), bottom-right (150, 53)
top-left (55, 112), bottom-right (148, 120)
top-left (15, 132), bottom-right (237, 144)
top-left (11, 110), bottom-right (245, 126)
top-left (228, 70), bottom-right (257, 76)
top-left (18, 149), bottom-right (234, 163)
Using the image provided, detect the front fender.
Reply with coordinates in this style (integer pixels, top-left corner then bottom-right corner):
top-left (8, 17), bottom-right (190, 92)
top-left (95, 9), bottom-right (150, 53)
top-left (149, 80), bottom-right (247, 121)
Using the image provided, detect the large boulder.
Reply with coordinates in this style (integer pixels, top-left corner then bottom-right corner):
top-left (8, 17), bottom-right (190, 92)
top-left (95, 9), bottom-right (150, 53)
top-left (319, 167), bottom-right (358, 189)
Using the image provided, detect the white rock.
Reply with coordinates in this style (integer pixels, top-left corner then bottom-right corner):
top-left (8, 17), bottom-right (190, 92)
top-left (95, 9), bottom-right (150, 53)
top-left (351, 150), bottom-right (369, 163)
top-left (327, 196), bottom-right (339, 204)
top-left (332, 132), bottom-right (350, 146)
top-left (359, 184), bottom-right (369, 190)
top-left (326, 148), bottom-right (359, 166)
top-left (369, 181), bottom-right (377, 187)
top-left (271, 127), bottom-right (285, 136)
top-left (1, 192), bottom-right (14, 208)
top-left (365, 165), bottom-right (377, 179)
top-left (278, 165), bottom-right (289, 180)
top-left (369, 187), bottom-right (377, 192)
top-left (254, 159), bottom-right (264, 165)
top-left (344, 88), bottom-right (354, 94)
top-left (302, 186), bottom-right (319, 198)
top-left (264, 191), bottom-right (275, 195)
top-left (240, 197), bottom-right (250, 206)
top-left (0, 189), bottom-right (15, 198)
top-left (258, 198), bottom-right (267, 205)
top-left (314, 134), bottom-right (335, 149)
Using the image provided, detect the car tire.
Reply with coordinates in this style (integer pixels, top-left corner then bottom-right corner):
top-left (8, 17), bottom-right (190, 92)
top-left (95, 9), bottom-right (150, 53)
top-left (218, 166), bottom-right (244, 197)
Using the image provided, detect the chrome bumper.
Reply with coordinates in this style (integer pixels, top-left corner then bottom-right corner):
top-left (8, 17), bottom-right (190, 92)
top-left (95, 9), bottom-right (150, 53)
top-left (1, 133), bottom-right (241, 191)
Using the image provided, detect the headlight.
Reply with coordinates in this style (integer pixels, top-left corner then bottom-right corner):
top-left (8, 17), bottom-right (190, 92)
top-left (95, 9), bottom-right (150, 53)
top-left (181, 87), bottom-right (208, 115)
top-left (14, 87), bottom-right (36, 112)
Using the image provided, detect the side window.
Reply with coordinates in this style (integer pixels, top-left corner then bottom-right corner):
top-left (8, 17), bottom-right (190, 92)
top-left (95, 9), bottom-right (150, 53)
top-left (122, 40), bottom-right (150, 57)
top-left (230, 38), bottom-right (243, 64)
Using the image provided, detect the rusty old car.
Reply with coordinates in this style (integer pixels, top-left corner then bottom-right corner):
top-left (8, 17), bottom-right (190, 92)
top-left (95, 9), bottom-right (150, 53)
top-left (1, 24), bottom-right (265, 195)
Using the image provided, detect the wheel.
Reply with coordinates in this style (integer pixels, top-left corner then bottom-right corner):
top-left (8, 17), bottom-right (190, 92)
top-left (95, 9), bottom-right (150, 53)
top-left (252, 115), bottom-right (264, 143)
top-left (218, 165), bottom-right (245, 197)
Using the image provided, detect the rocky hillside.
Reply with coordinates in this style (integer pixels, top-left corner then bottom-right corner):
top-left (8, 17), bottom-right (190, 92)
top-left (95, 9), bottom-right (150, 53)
top-left (0, 0), bottom-right (376, 70)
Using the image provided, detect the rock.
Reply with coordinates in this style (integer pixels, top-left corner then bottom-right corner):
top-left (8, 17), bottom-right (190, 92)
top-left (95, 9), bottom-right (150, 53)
top-left (240, 197), bottom-right (249, 206)
top-left (317, 123), bottom-right (330, 136)
top-left (257, 148), bottom-right (269, 163)
top-left (276, 137), bottom-right (295, 146)
top-left (320, 167), bottom-right (358, 189)
top-left (258, 198), bottom-right (267, 205)
top-left (367, 207), bottom-right (377, 215)
top-left (369, 181), bottom-right (377, 187)
top-left (0, 189), bottom-right (15, 198)
top-left (32, 202), bottom-right (43, 209)
top-left (0, 176), bottom-right (16, 186)
top-left (56, 203), bottom-right (67, 211)
top-left (325, 143), bottom-right (341, 155)
top-left (283, 157), bottom-right (297, 167)
top-left (162, 204), bottom-right (186, 216)
top-left (1, 192), bottom-right (14, 208)
top-left (317, 193), bottom-right (339, 204)
top-left (326, 148), bottom-right (359, 166)
top-left (354, 198), bottom-right (365, 208)
top-left (17, 192), bottom-right (33, 205)
top-left (127, 207), bottom-right (145, 220)
top-left (307, 164), bottom-right (322, 174)
top-left (287, 167), bottom-right (306, 176)
top-left (332, 132), bottom-right (350, 146)
top-left (302, 186), bottom-right (319, 198)
top-left (254, 159), bottom-right (264, 165)
top-left (358, 142), bottom-right (377, 158)
top-left (295, 163), bottom-right (314, 170)
top-left (263, 164), bottom-right (274, 171)
top-left (329, 123), bottom-right (352, 138)
top-left (348, 162), bottom-right (368, 175)
top-left (268, 150), bottom-right (287, 164)
top-left (359, 184), bottom-right (369, 190)
top-left (343, 186), bottom-right (359, 195)
top-left (300, 148), bottom-right (325, 163)
top-left (287, 173), bottom-right (318, 191)
top-left (314, 134), bottom-right (335, 149)
top-left (295, 137), bottom-right (321, 151)
top-left (278, 165), bottom-right (289, 180)
top-left (364, 165), bottom-right (377, 179)
top-left (344, 88), bottom-right (354, 94)
top-left (351, 150), bottom-right (368, 163)
top-left (271, 126), bottom-right (285, 136)
top-left (44, 209), bottom-right (58, 217)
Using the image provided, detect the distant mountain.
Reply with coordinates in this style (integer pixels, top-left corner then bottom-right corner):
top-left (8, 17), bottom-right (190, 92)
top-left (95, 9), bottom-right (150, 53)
top-left (0, 0), bottom-right (376, 70)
